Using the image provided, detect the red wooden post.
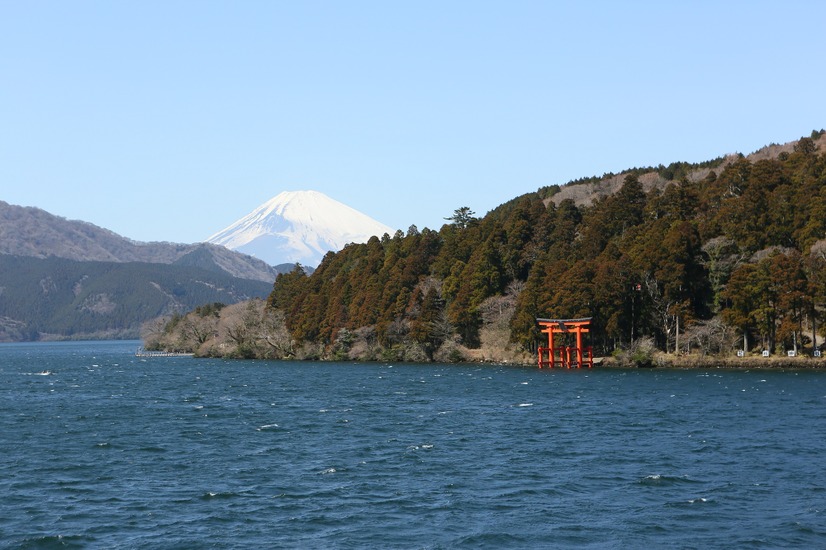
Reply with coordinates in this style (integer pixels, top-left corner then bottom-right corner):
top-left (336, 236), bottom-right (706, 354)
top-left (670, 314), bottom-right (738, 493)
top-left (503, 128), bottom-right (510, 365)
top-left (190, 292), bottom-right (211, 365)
top-left (575, 325), bottom-right (583, 367)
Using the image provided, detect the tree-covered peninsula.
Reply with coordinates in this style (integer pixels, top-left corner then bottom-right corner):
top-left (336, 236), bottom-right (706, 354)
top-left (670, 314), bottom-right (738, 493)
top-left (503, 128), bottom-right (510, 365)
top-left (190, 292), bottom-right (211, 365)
top-left (145, 131), bottom-right (826, 365)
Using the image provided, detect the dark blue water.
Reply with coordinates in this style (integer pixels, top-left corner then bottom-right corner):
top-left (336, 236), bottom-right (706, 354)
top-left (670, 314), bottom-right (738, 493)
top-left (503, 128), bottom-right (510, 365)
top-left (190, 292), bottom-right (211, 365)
top-left (1, 341), bottom-right (825, 548)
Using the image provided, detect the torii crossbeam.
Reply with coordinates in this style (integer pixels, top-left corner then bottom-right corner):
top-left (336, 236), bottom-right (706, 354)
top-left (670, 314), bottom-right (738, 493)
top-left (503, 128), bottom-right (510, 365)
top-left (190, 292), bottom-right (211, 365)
top-left (537, 317), bottom-right (593, 368)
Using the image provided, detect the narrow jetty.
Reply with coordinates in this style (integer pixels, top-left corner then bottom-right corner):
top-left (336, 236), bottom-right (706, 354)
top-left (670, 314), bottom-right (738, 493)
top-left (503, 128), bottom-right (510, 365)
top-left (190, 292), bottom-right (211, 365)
top-left (135, 347), bottom-right (194, 357)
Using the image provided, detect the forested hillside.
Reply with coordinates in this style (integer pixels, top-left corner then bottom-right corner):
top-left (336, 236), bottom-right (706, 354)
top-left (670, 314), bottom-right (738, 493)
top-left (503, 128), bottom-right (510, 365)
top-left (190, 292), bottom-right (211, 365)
top-left (0, 256), bottom-right (273, 341)
top-left (150, 131), bottom-right (826, 362)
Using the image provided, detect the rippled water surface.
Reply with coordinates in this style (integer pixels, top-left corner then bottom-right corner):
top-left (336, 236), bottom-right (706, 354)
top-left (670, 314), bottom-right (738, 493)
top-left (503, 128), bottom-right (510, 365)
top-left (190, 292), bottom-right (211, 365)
top-left (2, 341), bottom-right (825, 548)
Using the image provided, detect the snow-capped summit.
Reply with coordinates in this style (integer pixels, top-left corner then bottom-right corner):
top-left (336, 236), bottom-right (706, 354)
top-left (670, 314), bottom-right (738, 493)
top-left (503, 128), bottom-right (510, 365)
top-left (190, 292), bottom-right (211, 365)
top-left (206, 190), bottom-right (394, 267)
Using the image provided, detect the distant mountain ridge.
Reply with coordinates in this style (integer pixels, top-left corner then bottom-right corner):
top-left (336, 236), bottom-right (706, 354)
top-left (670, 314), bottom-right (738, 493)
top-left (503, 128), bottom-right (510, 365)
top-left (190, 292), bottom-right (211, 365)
top-left (207, 190), bottom-right (394, 267)
top-left (0, 200), bottom-right (283, 341)
top-left (0, 200), bottom-right (279, 282)
top-left (0, 254), bottom-right (273, 341)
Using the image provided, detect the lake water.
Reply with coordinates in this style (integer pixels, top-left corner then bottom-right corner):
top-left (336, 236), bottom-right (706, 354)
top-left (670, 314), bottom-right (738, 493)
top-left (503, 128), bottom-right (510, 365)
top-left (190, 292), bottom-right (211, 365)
top-left (1, 341), bottom-right (825, 548)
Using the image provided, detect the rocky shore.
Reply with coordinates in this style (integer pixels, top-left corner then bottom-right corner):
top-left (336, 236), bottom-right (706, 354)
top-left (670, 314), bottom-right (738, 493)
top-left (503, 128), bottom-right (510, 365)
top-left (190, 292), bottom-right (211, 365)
top-left (602, 353), bottom-right (826, 370)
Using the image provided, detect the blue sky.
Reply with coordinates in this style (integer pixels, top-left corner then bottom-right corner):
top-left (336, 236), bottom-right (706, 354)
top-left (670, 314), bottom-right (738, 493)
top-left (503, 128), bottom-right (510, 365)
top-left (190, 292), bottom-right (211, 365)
top-left (1, 1), bottom-right (824, 243)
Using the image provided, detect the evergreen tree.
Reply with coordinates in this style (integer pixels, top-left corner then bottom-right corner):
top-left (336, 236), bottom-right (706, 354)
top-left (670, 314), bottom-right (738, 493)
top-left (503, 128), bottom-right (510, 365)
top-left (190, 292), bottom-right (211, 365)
top-left (445, 206), bottom-right (478, 229)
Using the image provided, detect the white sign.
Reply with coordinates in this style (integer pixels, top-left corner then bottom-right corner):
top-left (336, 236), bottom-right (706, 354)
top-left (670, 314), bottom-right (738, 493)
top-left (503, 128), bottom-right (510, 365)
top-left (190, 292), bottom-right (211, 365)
top-left (815, 350), bottom-right (822, 358)
top-left (787, 350), bottom-right (796, 357)
top-left (762, 350), bottom-right (770, 357)
top-left (737, 350), bottom-right (745, 357)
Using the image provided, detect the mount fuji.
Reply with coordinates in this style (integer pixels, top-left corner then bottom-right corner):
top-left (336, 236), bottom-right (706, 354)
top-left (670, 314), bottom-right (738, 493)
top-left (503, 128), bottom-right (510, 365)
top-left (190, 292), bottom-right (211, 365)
top-left (206, 190), bottom-right (394, 267)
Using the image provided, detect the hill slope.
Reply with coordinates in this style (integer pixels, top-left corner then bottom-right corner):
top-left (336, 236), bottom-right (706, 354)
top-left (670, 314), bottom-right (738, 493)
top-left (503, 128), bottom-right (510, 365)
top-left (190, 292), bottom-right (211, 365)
top-left (252, 131), bottom-right (826, 362)
top-left (0, 201), bottom-right (279, 283)
top-left (544, 135), bottom-right (825, 208)
top-left (0, 255), bottom-right (273, 341)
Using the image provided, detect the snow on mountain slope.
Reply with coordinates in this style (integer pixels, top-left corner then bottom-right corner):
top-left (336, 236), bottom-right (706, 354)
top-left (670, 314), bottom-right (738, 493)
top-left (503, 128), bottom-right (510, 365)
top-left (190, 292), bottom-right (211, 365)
top-left (206, 190), bottom-right (394, 267)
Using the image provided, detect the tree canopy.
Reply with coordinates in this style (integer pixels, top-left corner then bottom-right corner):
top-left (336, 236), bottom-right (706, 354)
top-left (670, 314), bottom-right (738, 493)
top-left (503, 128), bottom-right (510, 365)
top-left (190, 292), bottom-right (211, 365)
top-left (190, 132), bottom-right (826, 361)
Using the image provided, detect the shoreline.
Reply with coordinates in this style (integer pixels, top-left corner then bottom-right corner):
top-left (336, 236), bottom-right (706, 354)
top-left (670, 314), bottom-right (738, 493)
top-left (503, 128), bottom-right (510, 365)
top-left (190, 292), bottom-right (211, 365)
top-left (611, 353), bottom-right (826, 370)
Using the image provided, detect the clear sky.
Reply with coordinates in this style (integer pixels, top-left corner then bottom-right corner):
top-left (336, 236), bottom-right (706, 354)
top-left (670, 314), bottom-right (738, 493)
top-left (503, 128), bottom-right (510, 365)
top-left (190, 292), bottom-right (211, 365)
top-left (1, 1), bottom-right (824, 243)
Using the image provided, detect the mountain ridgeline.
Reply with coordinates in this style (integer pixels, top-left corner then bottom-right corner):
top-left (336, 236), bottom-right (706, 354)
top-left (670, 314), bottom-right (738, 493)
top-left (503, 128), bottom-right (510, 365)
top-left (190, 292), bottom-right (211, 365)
top-left (0, 255), bottom-right (273, 341)
top-left (0, 200), bottom-right (282, 282)
top-left (0, 201), bottom-right (289, 341)
top-left (149, 132), bottom-right (826, 362)
top-left (207, 190), bottom-right (394, 267)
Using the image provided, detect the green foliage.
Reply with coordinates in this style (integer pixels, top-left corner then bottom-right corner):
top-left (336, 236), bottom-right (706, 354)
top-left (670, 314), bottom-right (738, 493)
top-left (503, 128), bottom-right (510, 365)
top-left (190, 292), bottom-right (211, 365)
top-left (722, 250), bottom-right (813, 353)
top-left (0, 255), bottom-right (271, 340)
top-left (195, 302), bottom-right (226, 317)
top-left (444, 206), bottom-right (478, 229)
top-left (537, 184), bottom-right (560, 199)
top-left (261, 133), bottom-right (826, 360)
top-left (655, 156), bottom-right (726, 181)
top-left (612, 337), bottom-right (656, 368)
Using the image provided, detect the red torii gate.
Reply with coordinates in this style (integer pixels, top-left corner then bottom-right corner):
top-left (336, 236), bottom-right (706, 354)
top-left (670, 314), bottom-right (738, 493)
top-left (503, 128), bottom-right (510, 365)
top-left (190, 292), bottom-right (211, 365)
top-left (537, 317), bottom-right (593, 368)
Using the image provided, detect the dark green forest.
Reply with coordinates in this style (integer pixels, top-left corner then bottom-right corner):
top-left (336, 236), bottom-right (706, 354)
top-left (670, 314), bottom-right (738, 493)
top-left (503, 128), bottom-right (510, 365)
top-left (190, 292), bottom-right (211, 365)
top-left (0, 255), bottom-right (273, 341)
top-left (149, 132), bottom-right (826, 362)
top-left (264, 132), bottom-right (826, 361)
